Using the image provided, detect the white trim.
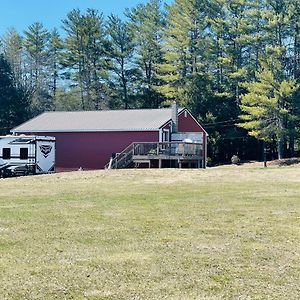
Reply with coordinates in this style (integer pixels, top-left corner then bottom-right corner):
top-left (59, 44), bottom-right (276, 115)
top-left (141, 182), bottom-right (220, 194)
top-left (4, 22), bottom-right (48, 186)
top-left (159, 119), bottom-right (173, 131)
top-left (159, 129), bottom-right (162, 142)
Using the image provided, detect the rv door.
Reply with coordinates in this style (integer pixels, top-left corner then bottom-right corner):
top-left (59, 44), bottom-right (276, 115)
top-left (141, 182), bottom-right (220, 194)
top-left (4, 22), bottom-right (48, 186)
top-left (36, 140), bottom-right (55, 173)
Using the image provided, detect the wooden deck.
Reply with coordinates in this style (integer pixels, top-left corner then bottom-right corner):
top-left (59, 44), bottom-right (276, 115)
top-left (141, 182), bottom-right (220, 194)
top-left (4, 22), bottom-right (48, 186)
top-left (132, 142), bottom-right (203, 168)
top-left (106, 142), bottom-right (205, 169)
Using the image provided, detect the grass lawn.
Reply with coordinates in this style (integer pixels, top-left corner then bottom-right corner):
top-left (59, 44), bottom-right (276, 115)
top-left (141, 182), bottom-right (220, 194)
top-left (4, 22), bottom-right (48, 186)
top-left (0, 165), bottom-right (300, 299)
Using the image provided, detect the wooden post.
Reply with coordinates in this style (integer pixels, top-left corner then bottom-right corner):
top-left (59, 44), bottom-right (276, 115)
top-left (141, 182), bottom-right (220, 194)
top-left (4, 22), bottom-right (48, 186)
top-left (263, 141), bottom-right (267, 168)
top-left (159, 159), bottom-right (162, 169)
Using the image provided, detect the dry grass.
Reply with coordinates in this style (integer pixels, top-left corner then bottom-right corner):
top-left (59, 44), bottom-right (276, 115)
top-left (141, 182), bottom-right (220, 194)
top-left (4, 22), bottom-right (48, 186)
top-left (0, 165), bottom-right (300, 299)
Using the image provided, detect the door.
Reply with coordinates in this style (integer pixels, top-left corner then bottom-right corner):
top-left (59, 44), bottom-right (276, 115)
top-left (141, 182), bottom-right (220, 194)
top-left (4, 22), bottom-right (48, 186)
top-left (36, 140), bottom-right (55, 173)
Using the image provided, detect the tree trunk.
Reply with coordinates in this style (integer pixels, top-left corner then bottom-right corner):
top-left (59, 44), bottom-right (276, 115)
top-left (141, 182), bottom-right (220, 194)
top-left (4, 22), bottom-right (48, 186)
top-left (277, 137), bottom-right (284, 160)
top-left (289, 135), bottom-right (295, 157)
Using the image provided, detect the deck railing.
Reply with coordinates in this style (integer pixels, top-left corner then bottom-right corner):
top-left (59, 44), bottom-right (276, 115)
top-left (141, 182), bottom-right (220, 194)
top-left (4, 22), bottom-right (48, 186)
top-left (106, 142), bottom-right (203, 169)
top-left (132, 142), bottom-right (203, 157)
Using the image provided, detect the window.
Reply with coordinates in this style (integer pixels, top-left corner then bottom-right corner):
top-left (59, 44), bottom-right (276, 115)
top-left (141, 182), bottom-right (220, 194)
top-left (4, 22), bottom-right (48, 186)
top-left (3, 148), bottom-right (11, 159)
top-left (163, 129), bottom-right (170, 142)
top-left (20, 148), bottom-right (28, 160)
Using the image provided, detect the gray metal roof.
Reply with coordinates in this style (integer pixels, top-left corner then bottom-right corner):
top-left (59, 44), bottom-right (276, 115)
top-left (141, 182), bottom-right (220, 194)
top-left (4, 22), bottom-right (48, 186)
top-left (12, 108), bottom-right (184, 133)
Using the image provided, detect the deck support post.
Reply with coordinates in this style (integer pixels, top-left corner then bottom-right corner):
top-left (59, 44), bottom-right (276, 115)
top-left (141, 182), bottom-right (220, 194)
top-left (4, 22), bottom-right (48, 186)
top-left (159, 159), bottom-right (162, 169)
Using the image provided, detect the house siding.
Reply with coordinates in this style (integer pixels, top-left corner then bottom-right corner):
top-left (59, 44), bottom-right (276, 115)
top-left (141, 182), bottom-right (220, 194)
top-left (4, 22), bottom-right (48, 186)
top-left (27, 131), bottom-right (159, 170)
top-left (178, 110), bottom-right (205, 132)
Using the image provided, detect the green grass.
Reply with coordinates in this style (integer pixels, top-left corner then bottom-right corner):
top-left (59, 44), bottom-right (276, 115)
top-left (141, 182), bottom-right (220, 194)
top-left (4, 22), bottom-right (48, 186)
top-left (0, 165), bottom-right (300, 299)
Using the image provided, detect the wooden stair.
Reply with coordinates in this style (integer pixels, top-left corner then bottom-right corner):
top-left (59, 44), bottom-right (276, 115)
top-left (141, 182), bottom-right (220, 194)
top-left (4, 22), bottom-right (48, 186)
top-left (105, 143), bottom-right (135, 169)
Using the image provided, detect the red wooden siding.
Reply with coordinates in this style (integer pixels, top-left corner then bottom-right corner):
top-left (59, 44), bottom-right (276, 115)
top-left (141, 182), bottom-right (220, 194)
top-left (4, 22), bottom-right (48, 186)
top-left (178, 110), bottom-right (205, 133)
top-left (30, 130), bottom-right (159, 170)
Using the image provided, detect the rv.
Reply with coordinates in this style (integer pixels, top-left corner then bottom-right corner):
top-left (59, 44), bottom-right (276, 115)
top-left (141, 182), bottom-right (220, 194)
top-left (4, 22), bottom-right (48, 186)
top-left (0, 135), bottom-right (55, 178)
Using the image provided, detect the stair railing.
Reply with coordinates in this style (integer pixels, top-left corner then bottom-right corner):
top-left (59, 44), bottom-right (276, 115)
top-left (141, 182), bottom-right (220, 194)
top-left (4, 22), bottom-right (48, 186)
top-left (105, 143), bottom-right (135, 169)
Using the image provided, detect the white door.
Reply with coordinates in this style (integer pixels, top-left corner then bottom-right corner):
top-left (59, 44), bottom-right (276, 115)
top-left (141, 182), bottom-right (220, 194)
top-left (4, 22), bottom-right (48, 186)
top-left (36, 140), bottom-right (55, 173)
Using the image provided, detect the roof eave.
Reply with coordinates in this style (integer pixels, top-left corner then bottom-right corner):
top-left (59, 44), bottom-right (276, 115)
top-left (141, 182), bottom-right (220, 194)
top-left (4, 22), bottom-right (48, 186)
top-left (12, 128), bottom-right (161, 134)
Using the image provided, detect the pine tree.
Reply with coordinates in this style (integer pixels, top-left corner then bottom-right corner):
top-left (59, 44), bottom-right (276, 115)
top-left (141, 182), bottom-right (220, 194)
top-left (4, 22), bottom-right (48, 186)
top-left (0, 54), bottom-right (29, 134)
top-left (106, 15), bottom-right (136, 109)
top-left (24, 22), bottom-right (51, 113)
top-left (126, 0), bottom-right (165, 108)
top-left (239, 58), bottom-right (299, 159)
top-left (286, 0), bottom-right (300, 80)
top-left (156, 0), bottom-right (208, 105)
top-left (48, 28), bottom-right (63, 104)
top-left (1, 28), bottom-right (24, 89)
top-left (62, 9), bottom-right (109, 110)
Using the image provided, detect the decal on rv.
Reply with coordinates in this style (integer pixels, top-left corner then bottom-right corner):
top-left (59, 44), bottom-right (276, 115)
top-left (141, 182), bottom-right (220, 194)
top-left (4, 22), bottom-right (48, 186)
top-left (39, 145), bottom-right (53, 158)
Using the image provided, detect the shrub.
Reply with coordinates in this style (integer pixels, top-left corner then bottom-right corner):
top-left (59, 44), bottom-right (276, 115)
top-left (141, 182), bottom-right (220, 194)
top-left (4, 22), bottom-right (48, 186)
top-left (231, 155), bottom-right (240, 165)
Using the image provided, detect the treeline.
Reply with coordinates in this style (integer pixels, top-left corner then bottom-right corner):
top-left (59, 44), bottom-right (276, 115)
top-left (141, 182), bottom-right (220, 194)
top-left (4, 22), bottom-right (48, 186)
top-left (0, 0), bottom-right (299, 162)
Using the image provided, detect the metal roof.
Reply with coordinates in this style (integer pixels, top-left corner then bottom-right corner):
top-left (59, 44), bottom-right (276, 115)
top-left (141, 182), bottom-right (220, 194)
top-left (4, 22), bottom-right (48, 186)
top-left (12, 108), bottom-right (184, 133)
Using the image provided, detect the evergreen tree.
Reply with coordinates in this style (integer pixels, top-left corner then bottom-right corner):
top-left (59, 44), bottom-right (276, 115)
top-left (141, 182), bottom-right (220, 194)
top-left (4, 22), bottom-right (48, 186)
top-left (54, 88), bottom-right (82, 111)
top-left (0, 54), bottom-right (29, 134)
top-left (107, 15), bottom-right (136, 109)
top-left (48, 28), bottom-right (63, 104)
top-left (239, 58), bottom-right (299, 159)
top-left (157, 0), bottom-right (209, 105)
top-left (286, 0), bottom-right (300, 81)
top-left (62, 8), bottom-right (109, 110)
top-left (24, 22), bottom-right (51, 113)
top-left (126, 0), bottom-right (165, 108)
top-left (1, 28), bottom-right (24, 89)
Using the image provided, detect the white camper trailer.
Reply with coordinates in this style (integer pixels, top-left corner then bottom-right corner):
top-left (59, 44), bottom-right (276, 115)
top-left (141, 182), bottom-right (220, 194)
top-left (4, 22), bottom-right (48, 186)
top-left (0, 135), bottom-right (55, 177)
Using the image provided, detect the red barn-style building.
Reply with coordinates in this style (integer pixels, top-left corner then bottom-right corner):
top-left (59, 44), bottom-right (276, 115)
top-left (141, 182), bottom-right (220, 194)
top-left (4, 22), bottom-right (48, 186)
top-left (12, 105), bottom-right (208, 171)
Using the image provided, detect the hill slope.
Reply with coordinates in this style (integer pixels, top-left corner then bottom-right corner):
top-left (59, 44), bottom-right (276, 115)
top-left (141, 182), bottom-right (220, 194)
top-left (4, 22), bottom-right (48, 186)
top-left (1, 166), bottom-right (300, 299)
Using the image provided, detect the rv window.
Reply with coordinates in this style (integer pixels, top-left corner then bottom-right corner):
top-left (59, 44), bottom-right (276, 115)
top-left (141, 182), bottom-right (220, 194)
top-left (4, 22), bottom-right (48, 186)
top-left (3, 148), bottom-right (11, 159)
top-left (20, 148), bottom-right (28, 160)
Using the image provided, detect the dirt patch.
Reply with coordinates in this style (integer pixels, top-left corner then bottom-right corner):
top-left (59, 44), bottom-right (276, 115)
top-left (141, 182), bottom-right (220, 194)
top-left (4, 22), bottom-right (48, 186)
top-left (267, 157), bottom-right (300, 166)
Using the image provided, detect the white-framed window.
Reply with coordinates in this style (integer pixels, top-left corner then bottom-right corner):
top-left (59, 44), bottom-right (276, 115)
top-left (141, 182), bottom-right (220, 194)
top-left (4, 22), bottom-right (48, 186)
top-left (162, 129), bottom-right (170, 142)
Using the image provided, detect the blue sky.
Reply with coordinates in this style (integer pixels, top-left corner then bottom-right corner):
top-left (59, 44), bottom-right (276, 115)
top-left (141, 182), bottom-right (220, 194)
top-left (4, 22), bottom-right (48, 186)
top-left (0, 0), bottom-right (171, 35)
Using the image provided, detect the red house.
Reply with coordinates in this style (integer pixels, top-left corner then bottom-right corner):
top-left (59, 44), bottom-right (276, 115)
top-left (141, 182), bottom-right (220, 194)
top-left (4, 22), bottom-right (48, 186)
top-left (11, 105), bottom-right (208, 171)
